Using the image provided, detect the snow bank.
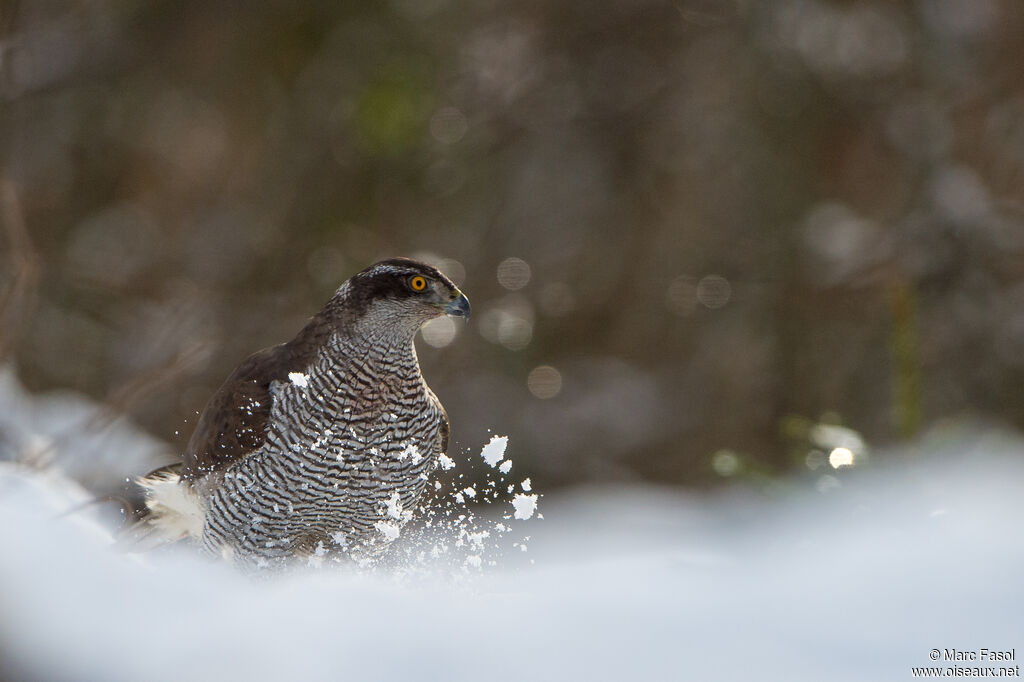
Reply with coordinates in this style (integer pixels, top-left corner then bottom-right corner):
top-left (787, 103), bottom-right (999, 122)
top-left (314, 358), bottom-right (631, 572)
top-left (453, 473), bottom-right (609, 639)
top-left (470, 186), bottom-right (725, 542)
top-left (0, 366), bottom-right (170, 495)
top-left (1, 423), bottom-right (1023, 682)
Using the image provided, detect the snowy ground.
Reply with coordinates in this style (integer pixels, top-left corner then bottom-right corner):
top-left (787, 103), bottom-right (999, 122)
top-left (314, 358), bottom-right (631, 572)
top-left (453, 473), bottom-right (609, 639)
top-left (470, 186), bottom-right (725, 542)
top-left (1, 373), bottom-right (1022, 681)
top-left (0, 366), bottom-right (169, 496)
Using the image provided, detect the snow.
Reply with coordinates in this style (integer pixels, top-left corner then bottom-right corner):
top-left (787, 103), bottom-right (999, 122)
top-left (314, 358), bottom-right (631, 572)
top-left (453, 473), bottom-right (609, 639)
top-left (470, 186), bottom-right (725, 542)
top-left (288, 372), bottom-right (309, 388)
top-left (521, 477), bottom-right (532, 492)
top-left (511, 493), bottom-right (538, 520)
top-left (498, 459), bottom-right (512, 474)
top-left (462, 530), bottom-right (489, 547)
top-left (384, 492), bottom-right (406, 520)
top-left (399, 443), bottom-right (422, 463)
top-left (373, 520), bottom-right (401, 541)
top-left (1, 369), bottom-right (1023, 682)
top-left (479, 435), bottom-right (508, 467)
top-left (3, 430), bottom-right (1024, 682)
top-left (0, 366), bottom-right (167, 496)
top-left (437, 453), bottom-right (456, 470)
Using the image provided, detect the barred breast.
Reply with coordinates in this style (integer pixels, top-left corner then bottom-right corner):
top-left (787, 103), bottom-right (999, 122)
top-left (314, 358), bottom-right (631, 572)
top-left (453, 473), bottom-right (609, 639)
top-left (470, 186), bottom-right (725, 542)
top-left (198, 330), bottom-right (446, 567)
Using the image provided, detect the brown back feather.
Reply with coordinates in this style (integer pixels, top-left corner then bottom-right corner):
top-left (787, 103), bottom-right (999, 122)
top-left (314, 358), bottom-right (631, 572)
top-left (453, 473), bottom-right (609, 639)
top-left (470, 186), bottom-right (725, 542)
top-left (181, 312), bottom-right (334, 480)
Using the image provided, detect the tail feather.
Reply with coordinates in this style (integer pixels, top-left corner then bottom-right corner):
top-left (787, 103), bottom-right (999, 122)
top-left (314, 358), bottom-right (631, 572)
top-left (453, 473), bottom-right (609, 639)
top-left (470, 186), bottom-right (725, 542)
top-left (119, 463), bottom-right (205, 551)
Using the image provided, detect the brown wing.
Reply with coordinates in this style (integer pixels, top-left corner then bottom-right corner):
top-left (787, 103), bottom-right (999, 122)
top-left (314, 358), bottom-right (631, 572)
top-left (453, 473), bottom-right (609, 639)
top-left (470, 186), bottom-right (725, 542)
top-left (438, 406), bottom-right (451, 456)
top-left (181, 313), bottom-right (333, 481)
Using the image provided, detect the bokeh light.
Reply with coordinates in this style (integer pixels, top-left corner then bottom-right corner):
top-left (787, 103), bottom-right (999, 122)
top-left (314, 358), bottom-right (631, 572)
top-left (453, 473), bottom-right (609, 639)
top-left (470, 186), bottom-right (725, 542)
top-left (479, 295), bottom-right (534, 351)
top-left (711, 450), bottom-right (741, 477)
top-left (828, 447), bottom-right (855, 469)
top-left (420, 316), bottom-right (457, 348)
top-left (696, 275), bottom-right (731, 310)
top-left (436, 258), bottom-right (466, 287)
top-left (931, 165), bottom-right (992, 224)
top-left (429, 107), bottom-right (468, 145)
top-left (527, 365), bottom-right (561, 399)
top-left (496, 257), bottom-right (531, 291)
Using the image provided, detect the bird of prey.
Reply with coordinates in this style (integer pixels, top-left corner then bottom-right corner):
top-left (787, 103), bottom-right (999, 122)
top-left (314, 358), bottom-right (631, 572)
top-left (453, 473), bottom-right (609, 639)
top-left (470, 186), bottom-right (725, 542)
top-left (129, 258), bottom-right (470, 568)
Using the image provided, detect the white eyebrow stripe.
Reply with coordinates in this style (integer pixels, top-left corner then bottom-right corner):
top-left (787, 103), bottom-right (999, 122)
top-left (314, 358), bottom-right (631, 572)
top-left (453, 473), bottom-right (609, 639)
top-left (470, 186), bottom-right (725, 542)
top-left (366, 264), bottom-right (420, 277)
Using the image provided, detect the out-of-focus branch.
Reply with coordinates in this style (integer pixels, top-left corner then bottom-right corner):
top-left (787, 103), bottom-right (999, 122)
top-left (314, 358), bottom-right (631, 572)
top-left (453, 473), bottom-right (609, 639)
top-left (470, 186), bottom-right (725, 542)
top-left (0, 1), bottom-right (19, 101)
top-left (22, 341), bottom-right (211, 470)
top-left (93, 340), bottom-right (211, 432)
top-left (0, 176), bottom-right (41, 363)
top-left (889, 278), bottom-right (922, 439)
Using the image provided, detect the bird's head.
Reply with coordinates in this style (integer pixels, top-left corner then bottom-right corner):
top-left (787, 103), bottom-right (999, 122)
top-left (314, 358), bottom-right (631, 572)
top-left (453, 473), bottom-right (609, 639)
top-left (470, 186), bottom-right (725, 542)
top-left (338, 257), bottom-right (470, 338)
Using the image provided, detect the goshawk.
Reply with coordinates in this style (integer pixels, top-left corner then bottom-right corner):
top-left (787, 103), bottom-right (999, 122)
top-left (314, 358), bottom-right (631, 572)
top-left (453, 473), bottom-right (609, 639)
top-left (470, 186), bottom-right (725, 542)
top-left (130, 258), bottom-right (470, 568)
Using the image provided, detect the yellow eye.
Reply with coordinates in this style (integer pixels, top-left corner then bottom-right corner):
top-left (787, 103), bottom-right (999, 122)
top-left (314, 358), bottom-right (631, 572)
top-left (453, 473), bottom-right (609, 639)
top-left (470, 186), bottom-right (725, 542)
top-left (410, 276), bottom-right (427, 292)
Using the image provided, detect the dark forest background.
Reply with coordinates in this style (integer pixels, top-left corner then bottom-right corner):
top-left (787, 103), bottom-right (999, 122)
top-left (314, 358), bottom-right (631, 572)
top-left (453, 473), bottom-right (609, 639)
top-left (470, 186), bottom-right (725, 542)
top-left (2, 0), bottom-right (1023, 494)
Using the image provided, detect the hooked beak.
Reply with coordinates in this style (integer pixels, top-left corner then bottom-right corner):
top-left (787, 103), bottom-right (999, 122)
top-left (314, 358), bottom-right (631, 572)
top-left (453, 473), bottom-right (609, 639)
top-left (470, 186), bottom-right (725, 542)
top-left (445, 291), bottom-right (471, 321)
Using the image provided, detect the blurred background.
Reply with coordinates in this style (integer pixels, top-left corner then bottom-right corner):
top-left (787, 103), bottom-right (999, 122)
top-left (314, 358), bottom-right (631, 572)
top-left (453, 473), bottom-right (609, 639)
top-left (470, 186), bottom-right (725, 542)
top-left (2, 0), bottom-right (1024, 497)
